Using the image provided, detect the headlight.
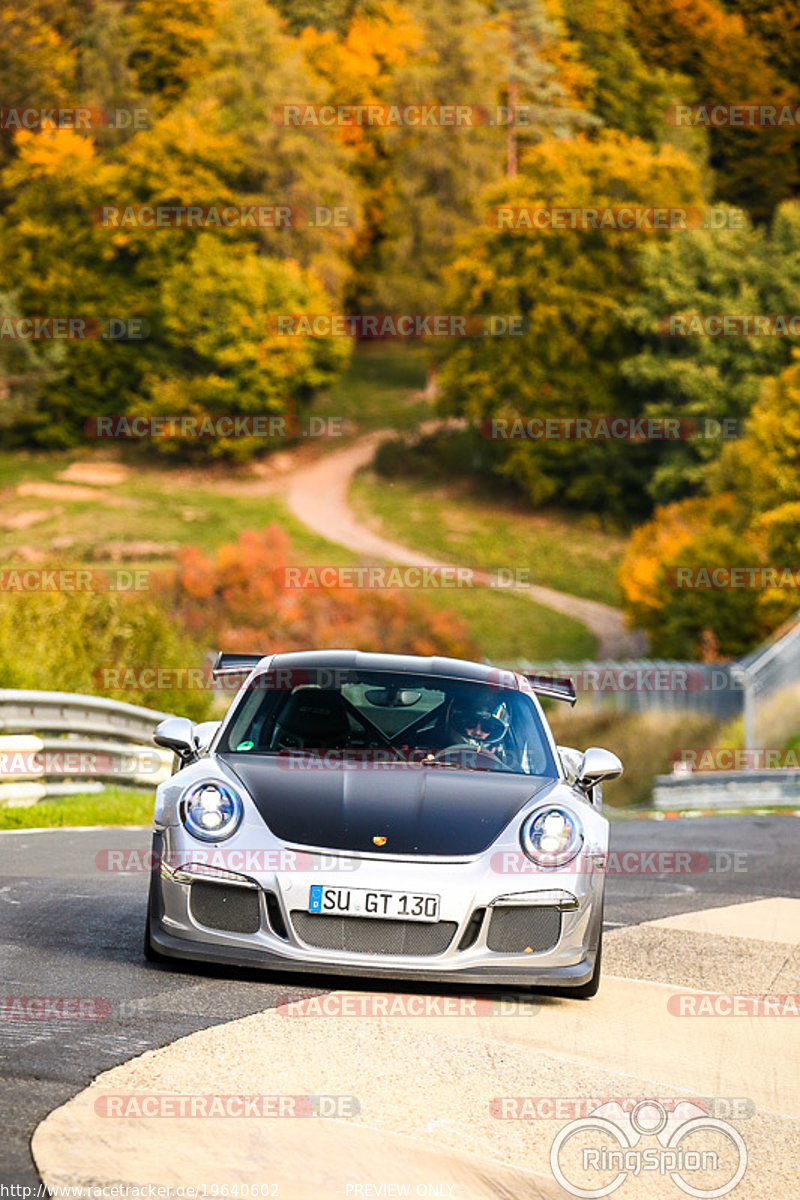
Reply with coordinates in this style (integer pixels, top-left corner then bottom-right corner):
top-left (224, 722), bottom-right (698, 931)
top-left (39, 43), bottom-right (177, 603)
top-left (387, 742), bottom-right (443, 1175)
top-left (521, 806), bottom-right (583, 867)
top-left (181, 780), bottom-right (243, 842)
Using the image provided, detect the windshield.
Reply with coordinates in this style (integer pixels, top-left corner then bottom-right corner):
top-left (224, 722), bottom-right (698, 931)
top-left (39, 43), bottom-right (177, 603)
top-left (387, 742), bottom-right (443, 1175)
top-left (219, 669), bottom-right (557, 777)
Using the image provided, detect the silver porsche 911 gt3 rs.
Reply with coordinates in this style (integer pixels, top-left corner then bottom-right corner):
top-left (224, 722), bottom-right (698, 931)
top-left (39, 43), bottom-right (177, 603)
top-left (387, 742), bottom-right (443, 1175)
top-left (145, 650), bottom-right (622, 998)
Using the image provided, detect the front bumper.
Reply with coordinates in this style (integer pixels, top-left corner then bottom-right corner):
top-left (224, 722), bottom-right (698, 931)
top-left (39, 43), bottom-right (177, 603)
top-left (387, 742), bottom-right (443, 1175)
top-left (147, 830), bottom-right (605, 989)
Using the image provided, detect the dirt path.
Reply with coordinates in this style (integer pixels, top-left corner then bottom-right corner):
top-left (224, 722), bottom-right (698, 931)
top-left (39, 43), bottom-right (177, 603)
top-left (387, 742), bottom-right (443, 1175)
top-left (286, 431), bottom-right (644, 659)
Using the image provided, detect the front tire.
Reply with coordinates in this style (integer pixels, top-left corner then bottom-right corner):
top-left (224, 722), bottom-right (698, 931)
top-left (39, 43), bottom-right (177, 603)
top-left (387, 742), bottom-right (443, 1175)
top-left (543, 903), bottom-right (604, 1000)
top-left (143, 874), bottom-right (167, 963)
top-left (569, 924), bottom-right (602, 999)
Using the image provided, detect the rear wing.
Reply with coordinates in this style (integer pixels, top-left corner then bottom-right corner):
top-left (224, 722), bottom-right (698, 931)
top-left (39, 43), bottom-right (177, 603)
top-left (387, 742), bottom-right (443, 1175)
top-left (212, 652), bottom-right (264, 679)
top-left (523, 673), bottom-right (577, 706)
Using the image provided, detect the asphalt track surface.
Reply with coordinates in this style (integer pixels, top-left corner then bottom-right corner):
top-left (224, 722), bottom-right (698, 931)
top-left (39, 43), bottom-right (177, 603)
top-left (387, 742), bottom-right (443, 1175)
top-left (1, 814), bottom-right (798, 1188)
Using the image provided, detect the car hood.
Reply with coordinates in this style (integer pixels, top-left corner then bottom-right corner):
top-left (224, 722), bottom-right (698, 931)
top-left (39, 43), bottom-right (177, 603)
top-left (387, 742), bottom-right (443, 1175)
top-left (221, 754), bottom-right (555, 857)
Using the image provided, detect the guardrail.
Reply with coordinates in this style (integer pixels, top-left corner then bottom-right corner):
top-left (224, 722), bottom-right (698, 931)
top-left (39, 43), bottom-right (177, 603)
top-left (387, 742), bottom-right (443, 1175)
top-left (0, 690), bottom-right (173, 808)
top-left (653, 769), bottom-right (800, 811)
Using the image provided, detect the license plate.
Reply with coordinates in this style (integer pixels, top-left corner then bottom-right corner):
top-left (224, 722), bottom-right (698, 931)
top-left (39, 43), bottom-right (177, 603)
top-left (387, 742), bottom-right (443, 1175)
top-left (308, 885), bottom-right (440, 922)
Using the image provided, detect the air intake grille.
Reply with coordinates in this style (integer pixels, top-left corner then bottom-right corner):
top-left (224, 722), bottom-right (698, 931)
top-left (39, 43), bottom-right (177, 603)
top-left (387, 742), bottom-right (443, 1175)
top-left (290, 912), bottom-right (457, 956)
top-left (486, 905), bottom-right (561, 953)
top-left (190, 882), bottom-right (261, 934)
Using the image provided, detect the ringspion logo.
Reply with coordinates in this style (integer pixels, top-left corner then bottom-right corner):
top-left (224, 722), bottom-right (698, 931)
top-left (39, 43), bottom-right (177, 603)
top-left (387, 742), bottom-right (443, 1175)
top-left (550, 1100), bottom-right (747, 1197)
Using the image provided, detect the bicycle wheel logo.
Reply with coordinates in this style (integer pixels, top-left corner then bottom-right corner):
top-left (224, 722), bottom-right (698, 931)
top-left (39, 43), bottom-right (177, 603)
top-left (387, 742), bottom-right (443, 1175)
top-left (550, 1100), bottom-right (747, 1198)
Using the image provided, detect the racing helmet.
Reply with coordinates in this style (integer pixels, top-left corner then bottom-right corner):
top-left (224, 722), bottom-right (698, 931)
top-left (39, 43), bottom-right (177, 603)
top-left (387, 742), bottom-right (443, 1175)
top-left (446, 692), bottom-right (510, 748)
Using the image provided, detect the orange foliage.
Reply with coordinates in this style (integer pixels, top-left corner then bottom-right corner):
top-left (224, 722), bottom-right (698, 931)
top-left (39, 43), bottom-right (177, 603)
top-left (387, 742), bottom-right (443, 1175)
top-left (160, 526), bottom-right (477, 659)
top-left (618, 494), bottom-right (733, 618)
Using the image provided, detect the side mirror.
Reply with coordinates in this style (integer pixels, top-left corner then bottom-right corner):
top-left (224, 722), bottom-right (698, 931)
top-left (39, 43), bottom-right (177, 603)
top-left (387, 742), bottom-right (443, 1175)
top-left (575, 746), bottom-right (623, 794)
top-left (154, 716), bottom-right (197, 763)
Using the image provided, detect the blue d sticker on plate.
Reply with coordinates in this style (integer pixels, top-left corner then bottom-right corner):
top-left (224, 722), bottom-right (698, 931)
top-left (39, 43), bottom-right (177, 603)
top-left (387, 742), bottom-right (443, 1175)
top-left (309, 885), bottom-right (323, 912)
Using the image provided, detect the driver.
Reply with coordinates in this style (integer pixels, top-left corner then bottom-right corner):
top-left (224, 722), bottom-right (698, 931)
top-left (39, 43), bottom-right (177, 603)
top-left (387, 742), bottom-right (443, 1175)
top-left (444, 692), bottom-right (511, 761)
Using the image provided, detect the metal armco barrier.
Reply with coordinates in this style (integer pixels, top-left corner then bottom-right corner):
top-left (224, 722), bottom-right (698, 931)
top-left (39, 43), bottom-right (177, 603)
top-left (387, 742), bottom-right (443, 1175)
top-left (653, 769), bottom-right (800, 811)
top-left (0, 690), bottom-right (173, 807)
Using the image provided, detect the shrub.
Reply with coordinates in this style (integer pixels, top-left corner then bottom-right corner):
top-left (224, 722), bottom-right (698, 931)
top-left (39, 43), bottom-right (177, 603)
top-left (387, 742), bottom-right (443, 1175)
top-left (159, 525), bottom-right (478, 658)
top-left (0, 578), bottom-right (212, 720)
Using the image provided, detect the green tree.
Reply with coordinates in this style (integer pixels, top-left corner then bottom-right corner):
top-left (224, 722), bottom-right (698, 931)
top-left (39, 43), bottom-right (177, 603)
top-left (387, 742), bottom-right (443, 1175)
top-left (435, 130), bottom-right (705, 515)
top-left (627, 0), bottom-right (799, 220)
top-left (562, 0), bottom-right (701, 153)
top-left (131, 237), bottom-right (350, 460)
top-left (370, 0), bottom-right (508, 313)
top-left (0, 2), bottom-right (75, 176)
top-left (619, 200), bottom-right (800, 504)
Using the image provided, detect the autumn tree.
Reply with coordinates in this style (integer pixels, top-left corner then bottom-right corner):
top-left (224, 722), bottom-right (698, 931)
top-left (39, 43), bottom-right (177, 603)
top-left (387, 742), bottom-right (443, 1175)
top-left (620, 354), bottom-right (800, 655)
top-left (435, 130), bottom-right (705, 515)
top-left (627, 0), bottom-right (799, 219)
top-left (618, 200), bottom-right (800, 504)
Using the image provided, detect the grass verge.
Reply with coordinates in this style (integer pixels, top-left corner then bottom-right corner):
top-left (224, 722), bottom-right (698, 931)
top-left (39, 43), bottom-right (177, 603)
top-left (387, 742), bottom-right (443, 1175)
top-left (0, 787), bottom-right (153, 829)
top-left (350, 470), bottom-right (625, 608)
